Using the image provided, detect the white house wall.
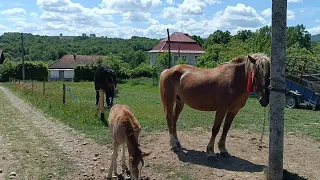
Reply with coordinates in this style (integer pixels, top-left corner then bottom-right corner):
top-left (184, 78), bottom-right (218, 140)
top-left (150, 53), bottom-right (203, 66)
top-left (49, 69), bottom-right (74, 81)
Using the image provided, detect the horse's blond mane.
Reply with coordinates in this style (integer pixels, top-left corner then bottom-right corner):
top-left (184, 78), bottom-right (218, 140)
top-left (231, 56), bottom-right (247, 63)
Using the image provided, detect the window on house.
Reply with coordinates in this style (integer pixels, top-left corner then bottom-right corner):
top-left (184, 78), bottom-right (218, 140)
top-left (59, 71), bottom-right (64, 78)
top-left (195, 56), bottom-right (198, 60)
top-left (182, 56), bottom-right (187, 60)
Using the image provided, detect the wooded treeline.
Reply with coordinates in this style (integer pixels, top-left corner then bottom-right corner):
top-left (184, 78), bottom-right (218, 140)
top-left (1, 24), bottom-right (320, 81)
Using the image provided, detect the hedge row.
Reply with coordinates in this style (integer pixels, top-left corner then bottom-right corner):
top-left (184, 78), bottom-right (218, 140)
top-left (73, 63), bottom-right (155, 82)
top-left (0, 61), bottom-right (49, 82)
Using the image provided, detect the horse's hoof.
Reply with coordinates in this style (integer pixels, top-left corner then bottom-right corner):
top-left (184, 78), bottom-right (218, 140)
top-left (220, 152), bottom-right (231, 158)
top-left (171, 147), bottom-right (181, 152)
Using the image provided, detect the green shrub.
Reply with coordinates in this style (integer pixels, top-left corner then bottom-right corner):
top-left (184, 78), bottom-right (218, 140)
top-left (131, 63), bottom-right (153, 78)
top-left (74, 64), bottom-right (97, 82)
top-left (0, 60), bottom-right (48, 82)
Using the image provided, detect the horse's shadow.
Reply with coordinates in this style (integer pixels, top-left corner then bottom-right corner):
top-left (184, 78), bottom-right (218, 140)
top-left (175, 148), bottom-right (265, 173)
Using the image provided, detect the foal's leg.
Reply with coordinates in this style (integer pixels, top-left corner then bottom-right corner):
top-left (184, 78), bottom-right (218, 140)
top-left (121, 144), bottom-right (128, 171)
top-left (218, 110), bottom-right (239, 157)
top-left (173, 99), bottom-right (184, 148)
top-left (107, 141), bottom-right (120, 178)
top-left (207, 110), bottom-right (227, 157)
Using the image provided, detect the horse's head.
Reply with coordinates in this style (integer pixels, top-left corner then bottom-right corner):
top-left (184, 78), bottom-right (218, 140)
top-left (248, 54), bottom-right (271, 107)
top-left (129, 151), bottom-right (152, 180)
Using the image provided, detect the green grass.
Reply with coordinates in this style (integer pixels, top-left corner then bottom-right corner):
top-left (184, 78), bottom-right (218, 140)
top-left (2, 77), bottom-right (320, 144)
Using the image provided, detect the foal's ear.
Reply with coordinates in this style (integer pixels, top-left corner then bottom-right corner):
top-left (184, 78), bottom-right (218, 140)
top-left (141, 151), bottom-right (152, 157)
top-left (248, 55), bottom-right (256, 64)
top-left (129, 156), bottom-right (134, 162)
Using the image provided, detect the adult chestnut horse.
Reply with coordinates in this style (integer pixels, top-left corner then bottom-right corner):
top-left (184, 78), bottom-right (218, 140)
top-left (159, 53), bottom-right (271, 157)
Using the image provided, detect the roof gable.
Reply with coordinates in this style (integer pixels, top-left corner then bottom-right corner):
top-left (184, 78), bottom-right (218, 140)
top-left (49, 55), bottom-right (104, 69)
top-left (160, 32), bottom-right (196, 43)
top-left (149, 32), bottom-right (205, 54)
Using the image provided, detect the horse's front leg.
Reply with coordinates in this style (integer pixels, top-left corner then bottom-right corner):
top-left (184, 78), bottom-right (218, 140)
top-left (207, 110), bottom-right (227, 158)
top-left (107, 141), bottom-right (120, 178)
top-left (218, 110), bottom-right (239, 157)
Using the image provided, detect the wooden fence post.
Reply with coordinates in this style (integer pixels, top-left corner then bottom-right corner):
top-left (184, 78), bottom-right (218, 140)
top-left (63, 84), bottom-right (66, 104)
top-left (99, 89), bottom-right (105, 121)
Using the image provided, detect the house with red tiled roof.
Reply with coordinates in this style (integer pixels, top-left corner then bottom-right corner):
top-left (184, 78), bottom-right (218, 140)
top-left (48, 55), bottom-right (103, 81)
top-left (148, 32), bottom-right (205, 66)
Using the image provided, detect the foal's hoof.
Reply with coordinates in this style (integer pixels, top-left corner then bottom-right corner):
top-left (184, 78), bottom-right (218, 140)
top-left (171, 147), bottom-right (181, 152)
top-left (176, 142), bottom-right (182, 148)
top-left (220, 152), bottom-right (231, 158)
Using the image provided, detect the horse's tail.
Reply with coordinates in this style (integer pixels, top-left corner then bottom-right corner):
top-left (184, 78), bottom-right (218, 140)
top-left (159, 69), bottom-right (169, 114)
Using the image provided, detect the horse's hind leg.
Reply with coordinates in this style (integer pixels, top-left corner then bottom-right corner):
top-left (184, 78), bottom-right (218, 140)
top-left (207, 110), bottom-right (227, 158)
top-left (173, 98), bottom-right (184, 148)
top-left (163, 94), bottom-right (181, 151)
top-left (218, 110), bottom-right (239, 157)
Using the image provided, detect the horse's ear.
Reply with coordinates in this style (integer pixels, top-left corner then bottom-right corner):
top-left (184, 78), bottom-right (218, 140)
top-left (248, 55), bottom-right (256, 64)
top-left (141, 151), bottom-right (152, 157)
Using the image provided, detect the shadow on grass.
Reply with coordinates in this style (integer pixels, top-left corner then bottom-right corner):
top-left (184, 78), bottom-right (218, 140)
top-left (175, 148), bottom-right (265, 173)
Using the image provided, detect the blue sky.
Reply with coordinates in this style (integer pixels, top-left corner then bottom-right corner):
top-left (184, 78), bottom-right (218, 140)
top-left (0, 0), bottom-right (320, 39)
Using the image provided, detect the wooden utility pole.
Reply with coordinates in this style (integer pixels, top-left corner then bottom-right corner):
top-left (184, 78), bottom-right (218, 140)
top-left (21, 32), bottom-right (25, 81)
top-left (167, 29), bottom-right (171, 68)
top-left (269, 0), bottom-right (287, 179)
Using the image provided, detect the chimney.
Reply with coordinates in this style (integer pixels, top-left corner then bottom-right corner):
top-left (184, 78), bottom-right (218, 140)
top-left (73, 54), bottom-right (76, 60)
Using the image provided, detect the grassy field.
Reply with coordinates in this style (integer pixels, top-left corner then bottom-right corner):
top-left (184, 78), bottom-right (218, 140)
top-left (2, 78), bottom-right (320, 144)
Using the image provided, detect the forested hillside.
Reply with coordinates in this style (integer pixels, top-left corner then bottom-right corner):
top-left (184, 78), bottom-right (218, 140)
top-left (0, 33), bottom-right (160, 68)
top-left (1, 24), bottom-right (320, 73)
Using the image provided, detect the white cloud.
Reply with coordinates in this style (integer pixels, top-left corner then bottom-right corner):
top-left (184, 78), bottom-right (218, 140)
top-left (166, 0), bottom-right (174, 4)
top-left (0, 24), bottom-right (9, 30)
top-left (162, 0), bottom-right (218, 21)
top-left (215, 3), bottom-right (267, 29)
top-left (287, 10), bottom-right (295, 20)
top-left (307, 26), bottom-right (320, 35)
top-left (261, 8), bottom-right (271, 18)
top-left (204, 0), bottom-right (221, 5)
top-left (100, 0), bottom-right (161, 13)
top-left (317, 20), bottom-right (320, 23)
top-left (29, 12), bottom-right (38, 18)
top-left (122, 12), bottom-right (159, 24)
top-left (0, 8), bottom-right (26, 16)
top-left (3, 1), bottom-right (273, 39)
top-left (261, 8), bottom-right (295, 20)
top-left (288, 0), bottom-right (303, 3)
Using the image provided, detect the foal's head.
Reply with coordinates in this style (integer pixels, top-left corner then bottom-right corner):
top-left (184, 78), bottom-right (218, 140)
top-left (129, 150), bottom-right (152, 180)
top-left (247, 53), bottom-right (271, 107)
top-left (125, 122), bottom-right (151, 180)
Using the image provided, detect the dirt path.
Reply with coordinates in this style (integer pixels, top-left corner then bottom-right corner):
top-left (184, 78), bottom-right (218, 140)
top-left (0, 86), bottom-right (319, 180)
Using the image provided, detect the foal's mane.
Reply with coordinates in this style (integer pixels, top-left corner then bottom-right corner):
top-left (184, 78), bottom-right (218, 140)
top-left (121, 110), bottom-right (142, 156)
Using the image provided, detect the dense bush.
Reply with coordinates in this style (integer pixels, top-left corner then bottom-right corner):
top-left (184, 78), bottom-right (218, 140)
top-left (131, 63), bottom-right (153, 78)
top-left (0, 60), bottom-right (48, 81)
top-left (74, 64), bottom-right (97, 82)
